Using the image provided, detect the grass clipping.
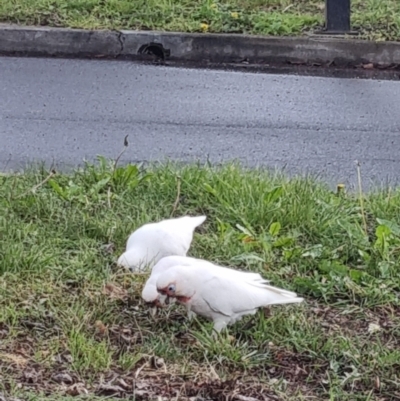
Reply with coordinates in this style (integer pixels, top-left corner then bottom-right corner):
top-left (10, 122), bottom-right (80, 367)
top-left (0, 158), bottom-right (399, 401)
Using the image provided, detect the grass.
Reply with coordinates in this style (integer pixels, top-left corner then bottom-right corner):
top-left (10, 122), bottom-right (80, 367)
top-left (0, 155), bottom-right (399, 400)
top-left (1, 0), bottom-right (400, 41)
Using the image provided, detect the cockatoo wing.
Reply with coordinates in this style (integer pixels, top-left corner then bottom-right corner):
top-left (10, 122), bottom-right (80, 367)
top-left (198, 272), bottom-right (302, 317)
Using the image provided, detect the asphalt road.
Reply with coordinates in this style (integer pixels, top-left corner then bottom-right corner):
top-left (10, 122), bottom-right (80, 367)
top-left (1, 56), bottom-right (400, 190)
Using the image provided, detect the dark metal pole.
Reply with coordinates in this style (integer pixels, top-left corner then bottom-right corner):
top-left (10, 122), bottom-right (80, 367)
top-left (325, 0), bottom-right (351, 33)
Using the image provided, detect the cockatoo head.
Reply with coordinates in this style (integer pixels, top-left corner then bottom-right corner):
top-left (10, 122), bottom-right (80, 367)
top-left (156, 265), bottom-right (196, 304)
top-left (117, 249), bottom-right (157, 272)
top-left (142, 277), bottom-right (171, 308)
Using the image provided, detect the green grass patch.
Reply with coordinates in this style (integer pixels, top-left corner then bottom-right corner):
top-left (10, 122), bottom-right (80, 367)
top-left (0, 157), bottom-right (399, 400)
top-left (1, 0), bottom-right (400, 41)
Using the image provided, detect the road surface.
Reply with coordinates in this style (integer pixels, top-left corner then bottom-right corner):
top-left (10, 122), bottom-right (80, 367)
top-left (1, 56), bottom-right (400, 190)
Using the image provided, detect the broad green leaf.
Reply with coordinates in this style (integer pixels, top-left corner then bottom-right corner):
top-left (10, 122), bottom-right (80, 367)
top-left (273, 236), bottom-right (294, 248)
top-left (376, 218), bottom-right (400, 236)
top-left (48, 179), bottom-right (67, 200)
top-left (302, 244), bottom-right (323, 259)
top-left (236, 224), bottom-right (254, 237)
top-left (376, 224), bottom-right (391, 240)
top-left (269, 222), bottom-right (281, 237)
top-left (91, 177), bottom-right (111, 194)
top-left (264, 186), bottom-right (283, 203)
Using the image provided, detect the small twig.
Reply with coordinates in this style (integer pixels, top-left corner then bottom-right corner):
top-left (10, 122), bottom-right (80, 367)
top-left (282, 4), bottom-right (294, 12)
top-left (355, 160), bottom-right (368, 236)
top-left (112, 135), bottom-right (129, 175)
top-left (16, 169), bottom-right (56, 199)
top-left (387, 186), bottom-right (392, 205)
top-left (234, 395), bottom-right (260, 401)
top-left (107, 187), bottom-right (112, 209)
top-left (170, 175), bottom-right (181, 217)
top-left (2, 155), bottom-right (11, 171)
top-left (8, 173), bottom-right (18, 201)
top-left (134, 360), bottom-right (149, 379)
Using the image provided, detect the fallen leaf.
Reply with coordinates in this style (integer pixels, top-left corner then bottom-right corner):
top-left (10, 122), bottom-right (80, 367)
top-left (0, 352), bottom-right (28, 368)
top-left (150, 356), bottom-right (166, 370)
top-left (52, 372), bottom-right (74, 384)
top-left (66, 383), bottom-right (89, 396)
top-left (54, 351), bottom-right (73, 364)
top-left (115, 377), bottom-right (131, 390)
top-left (40, 349), bottom-right (50, 358)
top-left (97, 384), bottom-right (124, 396)
top-left (362, 63), bottom-right (374, 69)
top-left (207, 365), bottom-right (220, 381)
top-left (103, 283), bottom-right (128, 301)
top-left (242, 235), bottom-right (256, 243)
top-left (234, 395), bottom-right (260, 401)
top-left (368, 322), bottom-right (381, 333)
top-left (95, 320), bottom-right (108, 336)
top-left (263, 308), bottom-right (272, 318)
top-left (23, 367), bottom-right (40, 383)
top-left (101, 243), bottom-right (115, 254)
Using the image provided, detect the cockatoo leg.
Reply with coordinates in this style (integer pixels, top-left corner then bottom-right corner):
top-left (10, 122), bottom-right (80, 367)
top-left (211, 320), bottom-right (228, 338)
top-left (150, 306), bottom-right (158, 318)
top-left (186, 305), bottom-right (196, 321)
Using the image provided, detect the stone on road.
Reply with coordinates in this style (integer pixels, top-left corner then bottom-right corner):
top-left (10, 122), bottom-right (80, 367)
top-left (1, 56), bottom-right (399, 190)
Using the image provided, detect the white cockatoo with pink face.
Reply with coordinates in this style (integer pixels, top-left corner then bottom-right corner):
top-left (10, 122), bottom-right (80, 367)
top-left (117, 215), bottom-right (207, 272)
top-left (142, 255), bottom-right (269, 318)
top-left (156, 262), bottom-right (303, 333)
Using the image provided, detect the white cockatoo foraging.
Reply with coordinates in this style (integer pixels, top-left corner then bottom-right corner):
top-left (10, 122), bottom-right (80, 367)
top-left (117, 215), bottom-right (207, 272)
top-left (141, 255), bottom-right (269, 318)
top-left (156, 263), bottom-right (304, 333)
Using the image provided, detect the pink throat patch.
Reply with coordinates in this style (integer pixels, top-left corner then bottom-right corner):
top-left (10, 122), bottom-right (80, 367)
top-left (176, 295), bottom-right (191, 303)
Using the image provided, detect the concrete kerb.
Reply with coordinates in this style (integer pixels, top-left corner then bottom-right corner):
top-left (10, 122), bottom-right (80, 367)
top-left (1, 23), bottom-right (400, 66)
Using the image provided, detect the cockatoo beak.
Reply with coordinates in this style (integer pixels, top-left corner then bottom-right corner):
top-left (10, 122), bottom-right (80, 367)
top-left (144, 298), bottom-right (164, 311)
top-left (153, 298), bottom-right (164, 308)
top-left (147, 298), bottom-right (164, 319)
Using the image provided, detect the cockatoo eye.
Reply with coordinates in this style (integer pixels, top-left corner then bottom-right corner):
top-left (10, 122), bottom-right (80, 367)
top-left (168, 284), bottom-right (176, 293)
